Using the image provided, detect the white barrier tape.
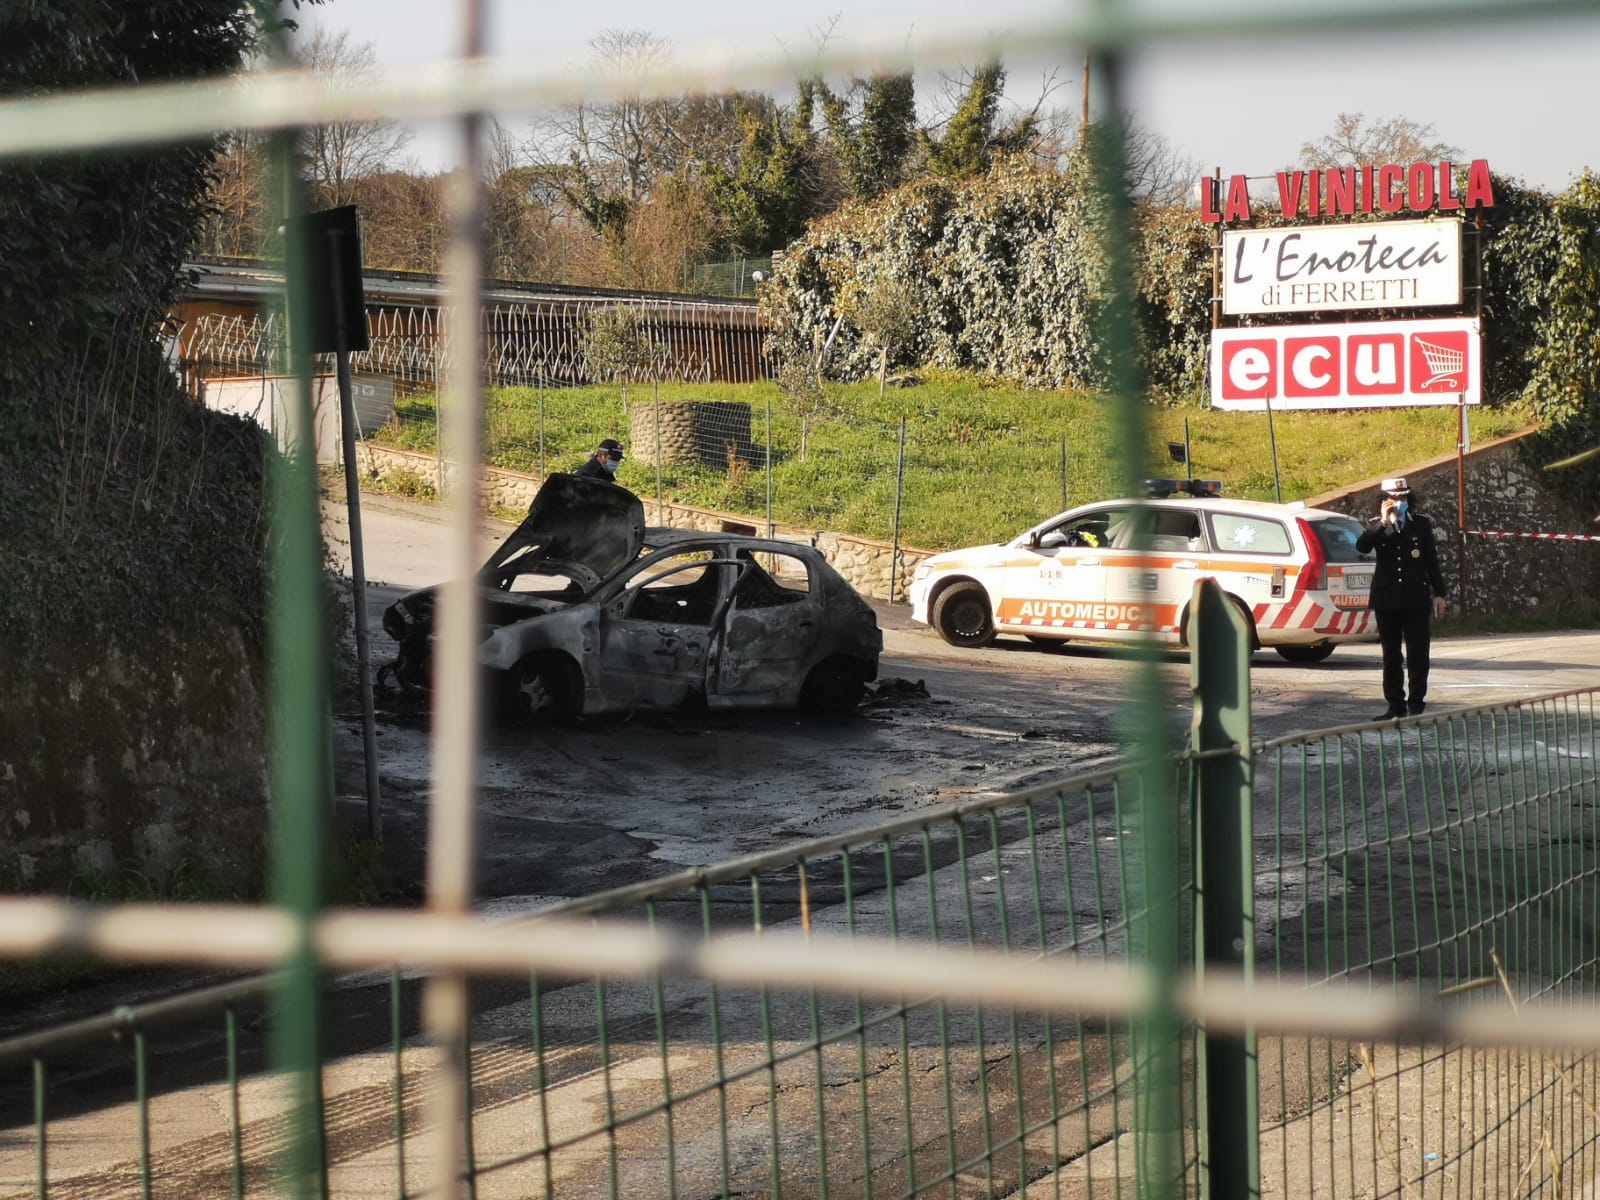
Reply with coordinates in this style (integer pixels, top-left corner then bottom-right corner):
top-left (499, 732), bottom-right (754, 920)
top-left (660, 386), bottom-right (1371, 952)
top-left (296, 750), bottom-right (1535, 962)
top-left (1465, 529), bottom-right (1600, 543)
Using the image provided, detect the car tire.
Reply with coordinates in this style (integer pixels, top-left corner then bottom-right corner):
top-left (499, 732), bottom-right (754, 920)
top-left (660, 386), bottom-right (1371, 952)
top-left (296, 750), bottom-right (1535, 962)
top-left (1025, 634), bottom-right (1069, 652)
top-left (799, 657), bottom-right (868, 715)
top-left (496, 653), bottom-right (581, 723)
top-left (1274, 642), bottom-right (1337, 665)
top-left (932, 581), bottom-right (996, 648)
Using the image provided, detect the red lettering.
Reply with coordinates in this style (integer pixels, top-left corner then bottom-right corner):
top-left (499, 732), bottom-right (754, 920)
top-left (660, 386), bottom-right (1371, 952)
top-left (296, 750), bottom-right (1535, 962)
top-left (1406, 162), bottom-right (1434, 210)
top-left (1378, 164), bottom-right (1404, 213)
top-left (1360, 165), bottom-right (1375, 214)
top-left (1308, 169), bottom-right (1322, 218)
top-left (1325, 168), bottom-right (1355, 216)
top-left (1223, 175), bottom-right (1252, 222)
top-left (1465, 159), bottom-right (1495, 208)
top-left (1277, 171), bottom-right (1305, 217)
top-left (1200, 176), bottom-right (1221, 223)
top-left (1437, 161), bottom-right (1460, 211)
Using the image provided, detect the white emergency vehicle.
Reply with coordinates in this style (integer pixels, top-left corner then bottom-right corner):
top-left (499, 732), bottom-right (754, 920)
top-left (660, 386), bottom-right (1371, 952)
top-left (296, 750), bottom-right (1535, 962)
top-left (908, 480), bottom-right (1376, 663)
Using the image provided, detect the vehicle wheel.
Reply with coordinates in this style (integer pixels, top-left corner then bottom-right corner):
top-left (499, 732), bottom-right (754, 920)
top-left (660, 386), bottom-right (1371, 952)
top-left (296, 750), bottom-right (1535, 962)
top-left (1025, 634), bottom-right (1069, 652)
top-left (1275, 642), bottom-right (1336, 664)
top-left (495, 653), bottom-right (581, 723)
top-left (799, 657), bottom-right (868, 715)
top-left (931, 581), bottom-right (996, 648)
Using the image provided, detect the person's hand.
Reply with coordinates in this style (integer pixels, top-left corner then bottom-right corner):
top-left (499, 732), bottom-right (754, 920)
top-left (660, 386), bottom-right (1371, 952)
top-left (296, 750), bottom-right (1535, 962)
top-left (1433, 596), bottom-right (1448, 619)
top-left (1380, 498), bottom-right (1398, 526)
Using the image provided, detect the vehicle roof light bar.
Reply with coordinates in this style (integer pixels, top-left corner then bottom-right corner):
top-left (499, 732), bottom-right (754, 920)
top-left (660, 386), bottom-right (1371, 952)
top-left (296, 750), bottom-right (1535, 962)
top-left (1142, 478), bottom-right (1223, 498)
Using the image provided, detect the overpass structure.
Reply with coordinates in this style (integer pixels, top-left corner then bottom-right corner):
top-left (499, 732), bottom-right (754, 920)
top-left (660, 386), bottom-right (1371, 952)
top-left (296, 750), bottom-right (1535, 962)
top-left (169, 255), bottom-right (774, 395)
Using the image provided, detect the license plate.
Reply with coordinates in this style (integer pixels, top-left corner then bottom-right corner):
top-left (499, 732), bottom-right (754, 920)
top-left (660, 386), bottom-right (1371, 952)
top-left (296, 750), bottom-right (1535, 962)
top-left (1345, 572), bottom-right (1372, 590)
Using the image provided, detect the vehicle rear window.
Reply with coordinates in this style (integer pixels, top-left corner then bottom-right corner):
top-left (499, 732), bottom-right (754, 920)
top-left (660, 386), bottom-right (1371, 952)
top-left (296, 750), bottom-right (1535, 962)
top-left (1306, 515), bottom-right (1373, 563)
top-left (1206, 513), bottom-right (1291, 555)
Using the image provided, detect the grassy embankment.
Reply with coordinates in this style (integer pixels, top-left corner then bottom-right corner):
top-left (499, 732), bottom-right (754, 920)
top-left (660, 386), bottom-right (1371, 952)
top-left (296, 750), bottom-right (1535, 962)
top-left (371, 371), bottom-right (1529, 552)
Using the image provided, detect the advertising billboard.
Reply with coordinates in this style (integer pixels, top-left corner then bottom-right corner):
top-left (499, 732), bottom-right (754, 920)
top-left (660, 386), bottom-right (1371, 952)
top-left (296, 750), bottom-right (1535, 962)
top-left (1221, 219), bottom-right (1461, 316)
top-left (1210, 317), bottom-right (1481, 411)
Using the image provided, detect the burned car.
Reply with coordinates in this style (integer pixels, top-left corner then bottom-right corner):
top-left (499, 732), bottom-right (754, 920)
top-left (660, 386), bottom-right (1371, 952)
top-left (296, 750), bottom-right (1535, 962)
top-left (381, 474), bottom-right (882, 719)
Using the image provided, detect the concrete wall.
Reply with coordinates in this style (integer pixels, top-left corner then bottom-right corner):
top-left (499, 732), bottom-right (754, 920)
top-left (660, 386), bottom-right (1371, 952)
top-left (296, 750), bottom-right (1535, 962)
top-left (628, 400), bottom-right (756, 467)
top-left (354, 443), bottom-right (934, 602)
top-left (1307, 428), bottom-right (1600, 619)
top-left (0, 625), bottom-right (270, 895)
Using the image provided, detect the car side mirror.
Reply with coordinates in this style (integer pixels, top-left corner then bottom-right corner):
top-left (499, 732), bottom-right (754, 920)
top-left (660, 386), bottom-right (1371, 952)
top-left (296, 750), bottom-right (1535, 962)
top-left (1028, 531), bottom-right (1041, 549)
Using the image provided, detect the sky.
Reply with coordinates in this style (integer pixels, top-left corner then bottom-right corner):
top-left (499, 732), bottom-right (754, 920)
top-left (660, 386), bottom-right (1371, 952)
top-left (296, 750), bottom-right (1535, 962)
top-left (296, 0), bottom-right (1600, 196)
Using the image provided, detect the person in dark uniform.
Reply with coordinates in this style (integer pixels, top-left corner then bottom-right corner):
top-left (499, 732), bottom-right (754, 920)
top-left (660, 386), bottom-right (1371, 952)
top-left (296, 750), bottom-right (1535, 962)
top-left (1355, 477), bottom-right (1449, 720)
top-left (573, 438), bottom-right (624, 483)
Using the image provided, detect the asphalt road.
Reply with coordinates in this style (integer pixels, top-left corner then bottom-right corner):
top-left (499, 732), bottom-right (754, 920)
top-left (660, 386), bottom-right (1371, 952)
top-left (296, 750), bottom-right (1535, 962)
top-left (329, 489), bottom-right (1600, 906)
top-left (4, 490), bottom-right (1595, 1198)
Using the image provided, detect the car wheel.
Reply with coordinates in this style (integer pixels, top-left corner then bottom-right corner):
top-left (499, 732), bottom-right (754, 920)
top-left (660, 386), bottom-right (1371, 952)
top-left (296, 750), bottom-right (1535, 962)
top-left (496, 653), bottom-right (581, 723)
top-left (800, 657), bottom-right (868, 715)
top-left (932, 581), bottom-right (996, 648)
top-left (1275, 642), bottom-right (1337, 665)
top-left (1025, 634), bottom-right (1069, 652)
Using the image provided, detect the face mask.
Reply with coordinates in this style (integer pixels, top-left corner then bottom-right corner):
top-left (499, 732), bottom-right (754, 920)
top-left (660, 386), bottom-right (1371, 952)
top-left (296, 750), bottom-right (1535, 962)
top-left (602, 458), bottom-right (619, 474)
top-left (1394, 500), bottom-right (1408, 517)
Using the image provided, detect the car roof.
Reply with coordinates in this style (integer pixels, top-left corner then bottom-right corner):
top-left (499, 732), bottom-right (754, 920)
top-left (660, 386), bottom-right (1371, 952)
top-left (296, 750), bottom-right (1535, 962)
top-left (1051, 495), bottom-right (1355, 522)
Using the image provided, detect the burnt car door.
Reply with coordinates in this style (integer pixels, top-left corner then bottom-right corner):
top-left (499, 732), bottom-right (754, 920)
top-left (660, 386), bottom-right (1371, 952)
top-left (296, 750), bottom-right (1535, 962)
top-left (596, 549), bottom-right (738, 709)
top-left (708, 549), bottom-right (820, 706)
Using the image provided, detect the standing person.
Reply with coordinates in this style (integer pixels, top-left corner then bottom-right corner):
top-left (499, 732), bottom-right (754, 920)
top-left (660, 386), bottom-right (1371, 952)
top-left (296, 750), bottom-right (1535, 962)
top-left (573, 438), bottom-right (624, 483)
top-left (1356, 476), bottom-right (1449, 719)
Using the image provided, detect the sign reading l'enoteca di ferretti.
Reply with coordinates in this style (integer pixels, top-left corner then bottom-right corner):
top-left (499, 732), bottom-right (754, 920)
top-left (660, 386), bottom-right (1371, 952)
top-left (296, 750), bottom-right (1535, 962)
top-left (1201, 159), bottom-right (1495, 224)
top-left (1221, 218), bottom-right (1462, 316)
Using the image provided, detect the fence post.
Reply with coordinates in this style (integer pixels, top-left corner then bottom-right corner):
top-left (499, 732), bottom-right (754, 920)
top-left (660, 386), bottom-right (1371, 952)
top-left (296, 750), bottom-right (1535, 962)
top-left (654, 379), bottom-right (664, 517)
top-left (889, 416), bottom-right (907, 602)
top-left (538, 379), bottom-right (546, 479)
top-left (765, 397), bottom-right (774, 537)
top-left (1188, 577), bottom-right (1259, 1200)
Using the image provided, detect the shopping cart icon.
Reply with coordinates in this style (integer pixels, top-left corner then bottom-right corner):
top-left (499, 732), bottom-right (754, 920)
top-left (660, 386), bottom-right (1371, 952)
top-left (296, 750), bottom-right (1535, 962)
top-left (1414, 336), bottom-right (1465, 389)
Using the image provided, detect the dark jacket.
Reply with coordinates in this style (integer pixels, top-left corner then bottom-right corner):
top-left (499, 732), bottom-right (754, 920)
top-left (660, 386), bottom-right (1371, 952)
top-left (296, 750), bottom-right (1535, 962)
top-left (573, 456), bottom-right (615, 483)
top-left (1356, 511), bottom-right (1447, 610)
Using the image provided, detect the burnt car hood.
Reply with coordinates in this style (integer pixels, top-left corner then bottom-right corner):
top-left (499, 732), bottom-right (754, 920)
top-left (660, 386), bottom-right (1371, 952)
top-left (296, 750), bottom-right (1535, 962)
top-left (381, 475), bottom-right (645, 668)
top-left (480, 473), bottom-right (645, 586)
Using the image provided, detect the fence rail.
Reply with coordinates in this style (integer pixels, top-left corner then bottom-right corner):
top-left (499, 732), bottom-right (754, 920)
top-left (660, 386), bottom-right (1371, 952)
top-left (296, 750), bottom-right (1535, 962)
top-left (5, 678), bottom-right (1597, 1198)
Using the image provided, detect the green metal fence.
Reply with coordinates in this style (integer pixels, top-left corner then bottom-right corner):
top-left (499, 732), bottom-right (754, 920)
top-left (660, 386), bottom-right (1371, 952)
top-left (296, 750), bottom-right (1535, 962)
top-left (5, 675), bottom-right (1598, 1197)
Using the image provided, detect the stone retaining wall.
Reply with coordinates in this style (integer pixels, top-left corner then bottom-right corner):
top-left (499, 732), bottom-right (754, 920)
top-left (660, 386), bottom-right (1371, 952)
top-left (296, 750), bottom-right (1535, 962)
top-left (1308, 428), bottom-right (1600, 619)
top-left (0, 625), bottom-right (269, 894)
top-left (354, 443), bottom-right (932, 602)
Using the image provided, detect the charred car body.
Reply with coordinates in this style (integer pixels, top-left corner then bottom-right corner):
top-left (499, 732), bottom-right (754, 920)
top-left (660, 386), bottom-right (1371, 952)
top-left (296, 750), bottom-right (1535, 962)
top-left (381, 475), bottom-right (882, 718)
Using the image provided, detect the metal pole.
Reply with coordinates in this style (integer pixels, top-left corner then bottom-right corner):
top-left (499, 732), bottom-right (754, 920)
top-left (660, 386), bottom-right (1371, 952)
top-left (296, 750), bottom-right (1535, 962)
top-left (654, 378), bottom-right (663, 519)
top-left (423, 0), bottom-right (487, 1195)
top-left (1457, 391), bottom-right (1470, 613)
top-left (537, 379), bottom-right (545, 479)
top-left (765, 396), bottom-right (773, 537)
top-left (1060, 433), bottom-right (1068, 512)
top-left (1264, 396), bottom-right (1282, 503)
top-left (889, 416), bottom-right (907, 602)
top-left (1189, 578), bottom-right (1260, 1200)
top-left (1184, 416), bottom-right (1192, 479)
top-left (329, 231), bottom-right (382, 841)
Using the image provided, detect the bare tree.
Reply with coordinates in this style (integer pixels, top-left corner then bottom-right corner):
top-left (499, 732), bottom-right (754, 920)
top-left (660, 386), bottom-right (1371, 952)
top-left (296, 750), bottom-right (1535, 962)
top-left (195, 129), bottom-right (272, 257)
top-left (1299, 113), bottom-right (1462, 170)
top-left (299, 29), bottom-right (412, 211)
top-left (1119, 119), bottom-right (1202, 206)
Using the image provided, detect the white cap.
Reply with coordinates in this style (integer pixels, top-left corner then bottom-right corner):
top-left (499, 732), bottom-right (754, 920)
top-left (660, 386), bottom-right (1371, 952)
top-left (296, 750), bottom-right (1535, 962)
top-left (1380, 477), bottom-right (1411, 494)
